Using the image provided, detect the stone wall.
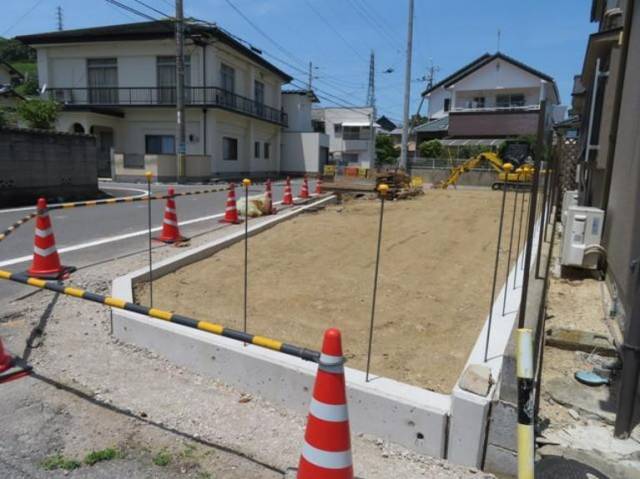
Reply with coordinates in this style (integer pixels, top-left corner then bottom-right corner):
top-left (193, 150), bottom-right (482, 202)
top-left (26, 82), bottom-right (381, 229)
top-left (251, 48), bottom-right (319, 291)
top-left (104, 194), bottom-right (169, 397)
top-left (0, 126), bottom-right (98, 205)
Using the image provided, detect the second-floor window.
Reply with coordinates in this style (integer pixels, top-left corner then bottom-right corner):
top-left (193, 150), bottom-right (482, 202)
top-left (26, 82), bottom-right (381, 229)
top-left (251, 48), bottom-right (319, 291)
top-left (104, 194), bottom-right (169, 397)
top-left (343, 126), bottom-right (367, 140)
top-left (87, 58), bottom-right (117, 104)
top-left (221, 64), bottom-right (235, 93)
top-left (444, 98), bottom-right (451, 112)
top-left (157, 56), bottom-right (191, 104)
top-left (254, 141), bottom-right (260, 158)
top-left (264, 142), bottom-right (270, 159)
top-left (496, 93), bottom-right (526, 108)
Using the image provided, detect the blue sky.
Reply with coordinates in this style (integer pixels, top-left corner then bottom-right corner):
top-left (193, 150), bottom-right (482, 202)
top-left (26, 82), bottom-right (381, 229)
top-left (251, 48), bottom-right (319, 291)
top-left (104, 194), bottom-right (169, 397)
top-left (2, 0), bottom-right (596, 122)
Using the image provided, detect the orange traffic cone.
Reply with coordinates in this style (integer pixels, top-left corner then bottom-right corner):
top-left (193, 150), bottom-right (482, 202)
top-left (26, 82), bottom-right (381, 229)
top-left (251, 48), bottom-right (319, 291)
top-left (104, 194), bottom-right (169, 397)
top-left (297, 328), bottom-right (353, 479)
top-left (155, 188), bottom-right (187, 243)
top-left (299, 175), bottom-right (310, 199)
top-left (282, 177), bottom-right (294, 206)
top-left (0, 336), bottom-right (31, 384)
top-left (219, 183), bottom-right (243, 224)
top-left (264, 179), bottom-right (276, 215)
top-left (26, 198), bottom-right (75, 279)
top-left (315, 177), bottom-right (323, 195)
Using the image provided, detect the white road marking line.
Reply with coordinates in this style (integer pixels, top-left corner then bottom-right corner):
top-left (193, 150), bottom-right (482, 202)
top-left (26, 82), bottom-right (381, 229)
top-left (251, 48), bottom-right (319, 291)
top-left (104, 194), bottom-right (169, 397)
top-left (0, 198), bottom-right (301, 268)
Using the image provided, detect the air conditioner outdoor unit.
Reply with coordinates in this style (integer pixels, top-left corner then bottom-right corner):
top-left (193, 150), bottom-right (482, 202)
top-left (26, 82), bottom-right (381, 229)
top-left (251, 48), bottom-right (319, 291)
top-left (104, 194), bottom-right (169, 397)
top-left (561, 190), bottom-right (579, 226)
top-left (560, 206), bottom-right (605, 269)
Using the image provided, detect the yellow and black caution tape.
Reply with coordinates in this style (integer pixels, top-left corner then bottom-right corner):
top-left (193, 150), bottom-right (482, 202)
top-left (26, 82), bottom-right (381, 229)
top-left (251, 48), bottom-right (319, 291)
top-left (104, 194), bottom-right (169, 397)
top-left (0, 269), bottom-right (321, 363)
top-left (0, 212), bottom-right (38, 244)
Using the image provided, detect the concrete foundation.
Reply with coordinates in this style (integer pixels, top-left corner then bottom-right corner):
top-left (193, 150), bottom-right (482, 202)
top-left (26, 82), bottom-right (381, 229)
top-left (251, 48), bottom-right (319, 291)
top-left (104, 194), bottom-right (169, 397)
top-left (111, 194), bottom-right (545, 470)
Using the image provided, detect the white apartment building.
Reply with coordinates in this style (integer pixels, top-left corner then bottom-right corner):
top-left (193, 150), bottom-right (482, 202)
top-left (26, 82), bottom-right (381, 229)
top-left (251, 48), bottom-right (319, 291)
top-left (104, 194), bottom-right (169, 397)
top-left (311, 106), bottom-right (375, 168)
top-left (17, 20), bottom-right (292, 181)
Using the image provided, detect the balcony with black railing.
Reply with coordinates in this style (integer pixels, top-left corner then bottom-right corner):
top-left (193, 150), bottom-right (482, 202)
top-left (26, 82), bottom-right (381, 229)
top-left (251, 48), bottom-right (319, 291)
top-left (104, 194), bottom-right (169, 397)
top-left (46, 86), bottom-right (287, 126)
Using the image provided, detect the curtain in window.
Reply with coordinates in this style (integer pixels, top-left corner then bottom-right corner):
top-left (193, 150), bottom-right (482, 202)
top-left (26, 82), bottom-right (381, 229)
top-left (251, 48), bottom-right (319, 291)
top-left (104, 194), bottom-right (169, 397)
top-left (157, 56), bottom-right (191, 104)
top-left (88, 58), bottom-right (118, 104)
top-left (221, 64), bottom-right (235, 108)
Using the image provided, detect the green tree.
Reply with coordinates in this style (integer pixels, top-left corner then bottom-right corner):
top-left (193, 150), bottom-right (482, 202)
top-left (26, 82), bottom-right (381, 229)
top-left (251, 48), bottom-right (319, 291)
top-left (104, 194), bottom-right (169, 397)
top-left (418, 139), bottom-right (443, 158)
top-left (16, 99), bottom-right (60, 129)
top-left (375, 134), bottom-right (399, 165)
top-left (0, 38), bottom-right (36, 63)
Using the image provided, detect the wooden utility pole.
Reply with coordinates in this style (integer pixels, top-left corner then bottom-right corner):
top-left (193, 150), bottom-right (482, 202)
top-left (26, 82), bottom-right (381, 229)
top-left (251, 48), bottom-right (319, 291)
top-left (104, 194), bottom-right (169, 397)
top-left (176, 0), bottom-right (186, 181)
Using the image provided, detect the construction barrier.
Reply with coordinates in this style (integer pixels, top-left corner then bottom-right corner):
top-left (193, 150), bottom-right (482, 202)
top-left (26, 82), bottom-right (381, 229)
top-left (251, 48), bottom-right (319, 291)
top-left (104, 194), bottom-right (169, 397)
top-left (0, 269), bottom-right (321, 363)
top-left (0, 211), bottom-right (38, 244)
top-left (323, 165), bottom-right (336, 177)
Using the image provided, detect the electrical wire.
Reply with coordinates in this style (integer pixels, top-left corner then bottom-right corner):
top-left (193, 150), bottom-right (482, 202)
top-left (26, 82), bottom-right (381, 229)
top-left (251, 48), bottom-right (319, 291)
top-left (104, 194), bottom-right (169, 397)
top-left (131, 0), bottom-right (172, 18)
top-left (346, 0), bottom-right (403, 53)
top-left (222, 0), bottom-right (306, 69)
top-left (2, 0), bottom-right (48, 36)
top-left (303, 0), bottom-right (368, 64)
top-left (104, 0), bottom-right (157, 21)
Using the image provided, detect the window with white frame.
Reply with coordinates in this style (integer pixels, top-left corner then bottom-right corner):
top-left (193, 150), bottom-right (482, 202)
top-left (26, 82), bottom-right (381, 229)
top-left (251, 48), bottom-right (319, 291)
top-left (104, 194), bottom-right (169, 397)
top-left (87, 58), bottom-right (118, 104)
top-left (496, 93), bottom-right (526, 108)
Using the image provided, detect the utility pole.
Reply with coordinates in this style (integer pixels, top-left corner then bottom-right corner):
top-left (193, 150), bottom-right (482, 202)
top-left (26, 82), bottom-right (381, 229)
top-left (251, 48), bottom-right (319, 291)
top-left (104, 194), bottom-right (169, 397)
top-left (399, 0), bottom-right (414, 171)
top-left (175, 0), bottom-right (187, 181)
top-left (367, 51), bottom-right (377, 168)
top-left (56, 6), bottom-right (63, 31)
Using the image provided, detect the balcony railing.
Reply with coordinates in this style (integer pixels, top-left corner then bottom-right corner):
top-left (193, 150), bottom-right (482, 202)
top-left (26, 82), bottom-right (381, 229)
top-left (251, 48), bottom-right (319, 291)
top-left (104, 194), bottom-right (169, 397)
top-left (46, 86), bottom-right (287, 126)
top-left (450, 104), bottom-right (541, 113)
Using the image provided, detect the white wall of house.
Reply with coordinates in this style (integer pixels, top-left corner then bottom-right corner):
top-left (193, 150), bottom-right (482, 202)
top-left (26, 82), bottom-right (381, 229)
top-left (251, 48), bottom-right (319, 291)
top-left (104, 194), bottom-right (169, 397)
top-left (312, 106), bottom-right (374, 167)
top-left (282, 93), bottom-right (313, 132)
top-left (33, 36), bottom-right (286, 178)
top-left (281, 132), bottom-right (329, 174)
top-left (426, 57), bottom-right (560, 119)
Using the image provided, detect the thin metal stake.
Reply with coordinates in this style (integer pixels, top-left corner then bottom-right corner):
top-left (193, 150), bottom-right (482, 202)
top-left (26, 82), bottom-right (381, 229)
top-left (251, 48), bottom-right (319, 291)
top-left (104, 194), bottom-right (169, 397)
top-left (243, 178), bottom-right (250, 334)
top-left (514, 181), bottom-right (526, 289)
top-left (502, 177), bottom-right (518, 315)
top-left (145, 171), bottom-right (153, 307)
top-left (366, 183), bottom-right (388, 382)
top-left (484, 165), bottom-right (513, 363)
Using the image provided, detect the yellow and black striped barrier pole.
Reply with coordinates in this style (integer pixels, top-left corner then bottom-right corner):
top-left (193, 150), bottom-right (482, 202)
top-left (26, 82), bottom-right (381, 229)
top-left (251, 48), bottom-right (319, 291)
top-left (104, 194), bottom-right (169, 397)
top-left (517, 328), bottom-right (535, 479)
top-left (0, 211), bottom-right (38, 244)
top-left (0, 269), bottom-right (321, 363)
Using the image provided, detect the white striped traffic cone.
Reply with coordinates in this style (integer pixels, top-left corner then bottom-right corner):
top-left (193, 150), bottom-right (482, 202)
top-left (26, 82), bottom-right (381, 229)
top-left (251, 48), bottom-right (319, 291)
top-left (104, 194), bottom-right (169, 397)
top-left (297, 328), bottom-right (353, 479)
top-left (26, 198), bottom-right (75, 279)
top-left (155, 188), bottom-right (187, 243)
top-left (299, 174), bottom-right (310, 199)
top-left (219, 183), bottom-right (243, 224)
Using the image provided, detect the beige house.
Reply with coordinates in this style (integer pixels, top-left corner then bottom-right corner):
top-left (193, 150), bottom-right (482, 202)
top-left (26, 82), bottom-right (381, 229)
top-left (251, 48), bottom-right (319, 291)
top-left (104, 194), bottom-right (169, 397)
top-left (17, 20), bottom-right (292, 181)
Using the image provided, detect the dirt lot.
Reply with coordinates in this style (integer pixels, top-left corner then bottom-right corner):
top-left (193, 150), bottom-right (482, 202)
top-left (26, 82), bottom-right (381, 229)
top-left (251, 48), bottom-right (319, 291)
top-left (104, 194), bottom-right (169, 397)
top-left (137, 189), bottom-right (524, 393)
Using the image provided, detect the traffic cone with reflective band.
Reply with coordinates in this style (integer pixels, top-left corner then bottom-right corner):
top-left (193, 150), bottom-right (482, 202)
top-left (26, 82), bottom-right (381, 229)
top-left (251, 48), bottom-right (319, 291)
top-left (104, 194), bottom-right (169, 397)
top-left (264, 179), bottom-right (276, 215)
top-left (282, 177), bottom-right (294, 206)
top-left (299, 175), bottom-right (310, 199)
top-left (155, 188), bottom-right (188, 243)
top-left (26, 198), bottom-right (75, 280)
top-left (315, 177), bottom-right (323, 195)
top-left (297, 328), bottom-right (353, 479)
top-left (0, 336), bottom-right (31, 384)
top-left (219, 183), bottom-right (243, 224)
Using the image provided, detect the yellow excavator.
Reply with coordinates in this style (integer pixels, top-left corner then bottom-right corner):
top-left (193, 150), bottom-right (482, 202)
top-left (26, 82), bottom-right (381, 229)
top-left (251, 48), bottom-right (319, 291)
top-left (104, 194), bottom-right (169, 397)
top-left (436, 141), bottom-right (534, 190)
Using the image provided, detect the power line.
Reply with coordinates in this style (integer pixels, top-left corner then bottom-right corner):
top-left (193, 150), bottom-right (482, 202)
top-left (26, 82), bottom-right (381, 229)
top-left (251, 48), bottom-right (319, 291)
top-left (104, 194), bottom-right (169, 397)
top-left (222, 0), bottom-right (306, 69)
top-left (131, 0), bottom-right (172, 18)
top-left (2, 0), bottom-right (48, 36)
top-left (346, 0), bottom-right (403, 53)
top-left (104, 0), bottom-right (157, 21)
top-left (303, 0), bottom-right (368, 64)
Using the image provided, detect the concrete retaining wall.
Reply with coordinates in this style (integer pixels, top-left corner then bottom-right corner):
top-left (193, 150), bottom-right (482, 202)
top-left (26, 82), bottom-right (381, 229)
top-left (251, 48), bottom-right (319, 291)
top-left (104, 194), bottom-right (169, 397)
top-left (0, 126), bottom-right (98, 205)
top-left (111, 195), bottom-right (543, 469)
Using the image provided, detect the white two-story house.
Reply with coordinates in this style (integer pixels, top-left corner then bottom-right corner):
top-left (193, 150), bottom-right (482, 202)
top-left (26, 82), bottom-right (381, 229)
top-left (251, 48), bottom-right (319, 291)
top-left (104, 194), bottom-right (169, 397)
top-left (419, 52), bottom-right (563, 141)
top-left (16, 20), bottom-right (292, 181)
top-left (311, 106), bottom-right (375, 168)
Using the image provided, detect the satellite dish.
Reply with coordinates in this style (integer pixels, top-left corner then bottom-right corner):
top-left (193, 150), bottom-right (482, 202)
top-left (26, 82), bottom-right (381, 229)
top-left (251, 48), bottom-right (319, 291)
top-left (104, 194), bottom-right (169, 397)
top-left (40, 83), bottom-right (47, 95)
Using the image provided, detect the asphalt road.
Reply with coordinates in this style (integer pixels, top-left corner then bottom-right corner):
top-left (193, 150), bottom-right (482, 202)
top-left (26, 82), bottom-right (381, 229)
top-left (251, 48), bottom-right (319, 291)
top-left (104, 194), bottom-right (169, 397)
top-left (0, 178), bottom-right (313, 302)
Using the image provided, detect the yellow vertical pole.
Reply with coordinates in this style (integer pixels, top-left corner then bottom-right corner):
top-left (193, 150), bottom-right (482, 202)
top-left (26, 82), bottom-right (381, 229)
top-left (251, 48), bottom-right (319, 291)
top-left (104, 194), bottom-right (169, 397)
top-left (517, 328), bottom-right (535, 479)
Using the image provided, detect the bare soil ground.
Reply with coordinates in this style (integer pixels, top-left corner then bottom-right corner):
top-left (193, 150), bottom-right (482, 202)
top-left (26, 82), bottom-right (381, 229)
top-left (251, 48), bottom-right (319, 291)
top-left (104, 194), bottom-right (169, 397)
top-left (137, 189), bottom-right (523, 393)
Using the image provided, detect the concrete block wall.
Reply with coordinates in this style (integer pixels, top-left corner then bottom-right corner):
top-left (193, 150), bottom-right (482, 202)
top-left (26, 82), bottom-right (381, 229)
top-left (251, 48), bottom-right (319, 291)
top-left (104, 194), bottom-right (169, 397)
top-left (0, 126), bottom-right (98, 205)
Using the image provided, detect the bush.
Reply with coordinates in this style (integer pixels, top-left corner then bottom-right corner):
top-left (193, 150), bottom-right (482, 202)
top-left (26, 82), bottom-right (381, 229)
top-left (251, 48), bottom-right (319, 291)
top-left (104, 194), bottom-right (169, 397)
top-left (418, 139), bottom-right (443, 158)
top-left (375, 134), bottom-right (399, 165)
top-left (15, 98), bottom-right (60, 129)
